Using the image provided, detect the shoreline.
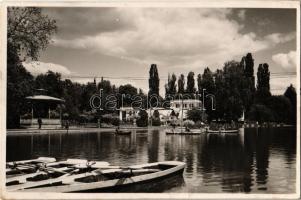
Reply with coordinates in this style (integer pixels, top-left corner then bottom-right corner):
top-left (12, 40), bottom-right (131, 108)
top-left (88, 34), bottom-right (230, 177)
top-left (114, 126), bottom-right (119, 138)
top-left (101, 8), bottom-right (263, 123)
top-left (6, 125), bottom-right (296, 136)
top-left (6, 126), bottom-right (163, 135)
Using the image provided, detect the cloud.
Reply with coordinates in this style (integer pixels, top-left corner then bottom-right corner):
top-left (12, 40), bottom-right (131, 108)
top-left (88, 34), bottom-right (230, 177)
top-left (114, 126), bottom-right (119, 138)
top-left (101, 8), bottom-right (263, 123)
top-left (51, 8), bottom-right (296, 70)
top-left (272, 51), bottom-right (296, 69)
top-left (23, 61), bottom-right (72, 76)
top-left (270, 76), bottom-right (296, 95)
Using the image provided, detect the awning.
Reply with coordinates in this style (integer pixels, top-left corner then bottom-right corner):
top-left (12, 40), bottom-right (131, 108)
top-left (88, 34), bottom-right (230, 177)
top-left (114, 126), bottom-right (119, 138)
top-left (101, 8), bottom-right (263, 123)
top-left (26, 95), bottom-right (65, 103)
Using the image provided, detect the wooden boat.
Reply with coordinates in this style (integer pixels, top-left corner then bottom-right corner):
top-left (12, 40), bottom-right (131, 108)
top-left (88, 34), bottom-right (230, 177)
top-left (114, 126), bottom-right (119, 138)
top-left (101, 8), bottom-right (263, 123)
top-left (6, 157), bottom-right (56, 176)
top-left (166, 128), bottom-right (204, 135)
top-left (206, 129), bottom-right (239, 134)
top-left (16, 161), bottom-right (186, 193)
top-left (6, 159), bottom-right (110, 191)
top-left (115, 129), bottom-right (131, 135)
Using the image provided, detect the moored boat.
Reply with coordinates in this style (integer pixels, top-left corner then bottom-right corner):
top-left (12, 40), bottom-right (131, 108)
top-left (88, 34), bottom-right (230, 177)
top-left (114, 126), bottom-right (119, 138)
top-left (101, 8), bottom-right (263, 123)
top-left (6, 159), bottom-right (110, 191)
top-left (115, 129), bottom-right (131, 135)
top-left (18, 161), bottom-right (186, 193)
top-left (6, 157), bottom-right (56, 176)
top-left (206, 129), bottom-right (239, 134)
top-left (166, 128), bottom-right (205, 135)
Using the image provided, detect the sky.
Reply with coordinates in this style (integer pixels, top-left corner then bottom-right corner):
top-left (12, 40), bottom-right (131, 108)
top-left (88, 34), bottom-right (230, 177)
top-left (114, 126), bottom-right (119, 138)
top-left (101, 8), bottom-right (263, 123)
top-left (23, 7), bottom-right (297, 96)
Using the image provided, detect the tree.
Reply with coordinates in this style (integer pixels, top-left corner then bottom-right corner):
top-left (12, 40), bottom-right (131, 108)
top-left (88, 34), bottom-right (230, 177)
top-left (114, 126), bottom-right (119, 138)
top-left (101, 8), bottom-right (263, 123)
top-left (152, 110), bottom-right (161, 126)
top-left (240, 53), bottom-right (255, 112)
top-left (7, 7), bottom-right (57, 128)
top-left (222, 61), bottom-right (244, 121)
top-left (148, 64), bottom-right (160, 108)
top-left (8, 7), bottom-right (57, 60)
top-left (119, 84), bottom-right (138, 107)
top-left (187, 108), bottom-right (203, 122)
top-left (148, 64), bottom-right (160, 96)
top-left (200, 67), bottom-right (215, 121)
top-left (255, 63), bottom-right (271, 104)
top-left (197, 74), bottom-right (202, 93)
top-left (284, 84), bottom-right (297, 124)
top-left (165, 73), bottom-right (177, 97)
top-left (248, 104), bottom-right (274, 124)
top-left (136, 110), bottom-right (148, 127)
top-left (35, 71), bottom-right (64, 98)
top-left (97, 77), bottom-right (112, 94)
top-left (7, 49), bottom-right (34, 128)
top-left (186, 71), bottom-right (196, 97)
top-left (267, 95), bottom-right (292, 123)
top-left (178, 74), bottom-right (185, 94)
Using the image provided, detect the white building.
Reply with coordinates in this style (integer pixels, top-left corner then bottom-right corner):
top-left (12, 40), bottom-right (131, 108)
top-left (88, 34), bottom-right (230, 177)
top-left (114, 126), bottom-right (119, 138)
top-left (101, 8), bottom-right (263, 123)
top-left (170, 99), bottom-right (203, 119)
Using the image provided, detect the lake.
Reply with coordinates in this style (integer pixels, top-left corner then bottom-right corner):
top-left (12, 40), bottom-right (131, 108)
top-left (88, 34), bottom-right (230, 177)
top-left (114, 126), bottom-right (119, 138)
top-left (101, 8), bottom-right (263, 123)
top-left (6, 127), bottom-right (296, 193)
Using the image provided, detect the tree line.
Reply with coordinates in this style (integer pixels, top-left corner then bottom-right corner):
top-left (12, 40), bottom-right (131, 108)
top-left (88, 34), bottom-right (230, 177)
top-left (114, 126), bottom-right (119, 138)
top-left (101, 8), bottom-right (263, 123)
top-left (7, 7), bottom-right (296, 128)
top-left (163, 53), bottom-right (296, 125)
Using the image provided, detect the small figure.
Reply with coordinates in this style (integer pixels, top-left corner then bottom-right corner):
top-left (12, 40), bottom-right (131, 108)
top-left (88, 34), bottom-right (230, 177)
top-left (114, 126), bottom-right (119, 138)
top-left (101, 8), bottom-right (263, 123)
top-left (116, 125), bottom-right (120, 133)
top-left (65, 120), bottom-right (69, 133)
top-left (37, 118), bottom-right (42, 129)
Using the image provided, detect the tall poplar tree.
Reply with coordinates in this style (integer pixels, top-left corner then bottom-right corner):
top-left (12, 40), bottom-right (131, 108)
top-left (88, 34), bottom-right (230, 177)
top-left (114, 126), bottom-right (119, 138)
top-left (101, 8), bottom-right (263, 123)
top-left (148, 64), bottom-right (160, 96)
top-left (178, 74), bottom-right (185, 94)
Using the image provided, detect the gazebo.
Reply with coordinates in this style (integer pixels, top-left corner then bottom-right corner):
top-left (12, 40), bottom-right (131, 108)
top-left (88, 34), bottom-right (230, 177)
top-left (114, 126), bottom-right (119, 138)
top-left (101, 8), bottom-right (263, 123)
top-left (20, 89), bottom-right (65, 129)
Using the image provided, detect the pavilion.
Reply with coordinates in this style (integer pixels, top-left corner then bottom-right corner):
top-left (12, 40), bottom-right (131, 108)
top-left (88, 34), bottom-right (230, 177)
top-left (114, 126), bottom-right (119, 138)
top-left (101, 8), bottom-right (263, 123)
top-left (20, 89), bottom-right (65, 129)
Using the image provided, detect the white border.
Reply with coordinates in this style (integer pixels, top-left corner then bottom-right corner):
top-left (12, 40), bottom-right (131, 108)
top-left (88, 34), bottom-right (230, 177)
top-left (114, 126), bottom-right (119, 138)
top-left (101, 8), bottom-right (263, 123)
top-left (0, 0), bottom-right (300, 199)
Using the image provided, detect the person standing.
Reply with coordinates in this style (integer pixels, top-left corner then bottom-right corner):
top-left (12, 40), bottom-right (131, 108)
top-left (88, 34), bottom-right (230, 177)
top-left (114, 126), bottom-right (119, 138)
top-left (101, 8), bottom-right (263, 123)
top-left (38, 117), bottom-right (42, 129)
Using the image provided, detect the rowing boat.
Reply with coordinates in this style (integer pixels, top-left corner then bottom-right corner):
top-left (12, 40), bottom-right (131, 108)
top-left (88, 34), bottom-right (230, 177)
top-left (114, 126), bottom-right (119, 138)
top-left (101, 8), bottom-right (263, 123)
top-left (115, 130), bottom-right (131, 135)
top-left (18, 161), bottom-right (186, 193)
top-left (6, 157), bottom-right (56, 176)
top-left (206, 129), bottom-right (239, 134)
top-left (166, 128), bottom-right (205, 135)
top-left (6, 159), bottom-right (110, 191)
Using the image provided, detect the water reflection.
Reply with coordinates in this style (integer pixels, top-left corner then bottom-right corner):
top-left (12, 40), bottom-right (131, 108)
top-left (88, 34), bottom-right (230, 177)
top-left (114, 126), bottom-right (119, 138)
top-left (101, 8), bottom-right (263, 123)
top-left (6, 127), bottom-right (296, 193)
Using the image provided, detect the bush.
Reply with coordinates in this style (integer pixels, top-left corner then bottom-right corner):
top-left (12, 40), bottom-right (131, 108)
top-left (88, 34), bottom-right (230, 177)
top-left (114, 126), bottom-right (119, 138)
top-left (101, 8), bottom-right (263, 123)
top-left (187, 108), bottom-right (203, 122)
top-left (136, 110), bottom-right (148, 127)
top-left (184, 120), bottom-right (195, 128)
top-left (152, 110), bottom-right (161, 126)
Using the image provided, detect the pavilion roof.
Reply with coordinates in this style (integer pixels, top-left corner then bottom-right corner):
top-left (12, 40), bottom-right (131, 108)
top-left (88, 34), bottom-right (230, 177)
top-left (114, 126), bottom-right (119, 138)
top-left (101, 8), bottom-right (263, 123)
top-left (25, 95), bottom-right (65, 103)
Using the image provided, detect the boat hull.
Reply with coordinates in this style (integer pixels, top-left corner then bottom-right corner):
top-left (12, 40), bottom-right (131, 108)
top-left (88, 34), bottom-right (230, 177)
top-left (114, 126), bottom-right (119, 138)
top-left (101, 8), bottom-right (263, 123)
top-left (115, 130), bottom-right (131, 135)
top-left (206, 130), bottom-right (239, 134)
top-left (23, 161), bottom-right (186, 193)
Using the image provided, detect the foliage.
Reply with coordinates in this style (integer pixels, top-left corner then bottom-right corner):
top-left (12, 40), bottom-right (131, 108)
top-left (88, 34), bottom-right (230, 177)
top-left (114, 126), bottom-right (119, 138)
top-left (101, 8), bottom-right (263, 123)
top-left (183, 120), bottom-right (195, 128)
top-left (148, 64), bottom-right (160, 96)
top-left (7, 48), bottom-right (34, 128)
top-left (119, 84), bottom-right (138, 107)
top-left (7, 7), bottom-right (56, 128)
top-left (178, 74), bottom-right (185, 94)
top-left (197, 74), bottom-right (202, 93)
top-left (255, 63), bottom-right (271, 104)
top-left (267, 95), bottom-right (292, 123)
top-left (187, 108), bottom-right (203, 122)
top-left (186, 71), bottom-right (196, 96)
top-left (284, 84), bottom-right (297, 124)
top-left (136, 110), bottom-right (148, 127)
top-left (35, 71), bottom-right (64, 98)
top-left (165, 73), bottom-right (177, 97)
top-left (248, 104), bottom-right (274, 124)
top-left (7, 7), bottom-right (57, 60)
top-left (152, 110), bottom-right (161, 126)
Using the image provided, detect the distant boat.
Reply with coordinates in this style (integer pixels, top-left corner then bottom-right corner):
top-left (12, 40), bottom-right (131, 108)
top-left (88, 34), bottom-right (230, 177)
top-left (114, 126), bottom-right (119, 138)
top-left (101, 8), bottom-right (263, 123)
top-left (115, 129), bottom-right (132, 135)
top-left (17, 161), bottom-right (186, 193)
top-left (166, 128), bottom-right (205, 135)
top-left (206, 129), bottom-right (239, 134)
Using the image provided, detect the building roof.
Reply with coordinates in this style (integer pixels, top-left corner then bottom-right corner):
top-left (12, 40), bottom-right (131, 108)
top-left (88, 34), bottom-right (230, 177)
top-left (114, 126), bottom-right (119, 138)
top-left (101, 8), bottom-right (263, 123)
top-left (26, 95), bottom-right (65, 102)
